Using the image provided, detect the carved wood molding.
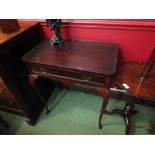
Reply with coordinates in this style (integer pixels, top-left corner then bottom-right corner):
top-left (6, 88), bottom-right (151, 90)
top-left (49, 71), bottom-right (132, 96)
top-left (18, 19), bottom-right (155, 31)
top-left (39, 19), bottom-right (155, 31)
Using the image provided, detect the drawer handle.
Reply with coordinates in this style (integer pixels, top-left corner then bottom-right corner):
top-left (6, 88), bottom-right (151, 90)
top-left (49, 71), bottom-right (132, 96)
top-left (40, 68), bottom-right (47, 74)
top-left (82, 75), bottom-right (92, 81)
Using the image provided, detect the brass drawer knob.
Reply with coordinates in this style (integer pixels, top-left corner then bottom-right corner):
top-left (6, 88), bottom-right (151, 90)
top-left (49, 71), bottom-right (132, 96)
top-left (40, 68), bottom-right (47, 74)
top-left (82, 75), bottom-right (92, 81)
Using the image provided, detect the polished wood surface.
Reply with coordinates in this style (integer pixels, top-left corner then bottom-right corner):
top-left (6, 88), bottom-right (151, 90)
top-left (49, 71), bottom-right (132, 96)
top-left (0, 21), bottom-right (46, 125)
top-left (0, 21), bottom-right (38, 45)
top-left (23, 38), bottom-right (119, 128)
top-left (115, 63), bottom-right (155, 101)
top-left (110, 48), bottom-right (155, 134)
top-left (23, 39), bottom-right (118, 75)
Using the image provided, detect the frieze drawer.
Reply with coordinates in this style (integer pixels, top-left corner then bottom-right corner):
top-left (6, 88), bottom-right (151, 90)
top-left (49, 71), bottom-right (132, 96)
top-left (30, 64), bottom-right (107, 85)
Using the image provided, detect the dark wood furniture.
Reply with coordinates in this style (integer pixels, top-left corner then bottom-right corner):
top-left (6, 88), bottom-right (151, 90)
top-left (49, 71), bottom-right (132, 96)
top-left (22, 38), bottom-right (119, 128)
top-left (0, 21), bottom-right (49, 125)
top-left (108, 48), bottom-right (155, 134)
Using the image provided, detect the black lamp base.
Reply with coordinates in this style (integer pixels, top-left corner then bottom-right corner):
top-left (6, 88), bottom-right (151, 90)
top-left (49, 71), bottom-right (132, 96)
top-left (50, 35), bottom-right (63, 46)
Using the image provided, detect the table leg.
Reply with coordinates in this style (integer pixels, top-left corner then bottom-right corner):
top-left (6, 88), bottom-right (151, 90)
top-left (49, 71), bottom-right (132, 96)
top-left (29, 74), bottom-right (50, 114)
top-left (105, 102), bottom-right (137, 135)
top-left (97, 88), bottom-right (110, 129)
top-left (123, 102), bottom-right (137, 134)
top-left (0, 115), bottom-right (9, 128)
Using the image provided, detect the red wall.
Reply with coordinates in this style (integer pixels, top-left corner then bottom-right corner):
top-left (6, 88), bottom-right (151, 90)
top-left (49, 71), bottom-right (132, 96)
top-left (19, 19), bottom-right (155, 63)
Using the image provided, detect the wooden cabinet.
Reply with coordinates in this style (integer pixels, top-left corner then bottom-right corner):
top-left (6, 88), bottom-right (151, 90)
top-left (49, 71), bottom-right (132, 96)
top-left (0, 21), bottom-right (47, 125)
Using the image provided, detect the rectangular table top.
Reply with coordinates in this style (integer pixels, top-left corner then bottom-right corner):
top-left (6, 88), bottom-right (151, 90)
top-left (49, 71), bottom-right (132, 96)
top-left (23, 39), bottom-right (119, 76)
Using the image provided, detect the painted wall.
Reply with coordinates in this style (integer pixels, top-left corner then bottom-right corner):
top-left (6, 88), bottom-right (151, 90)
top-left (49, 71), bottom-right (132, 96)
top-left (19, 19), bottom-right (155, 63)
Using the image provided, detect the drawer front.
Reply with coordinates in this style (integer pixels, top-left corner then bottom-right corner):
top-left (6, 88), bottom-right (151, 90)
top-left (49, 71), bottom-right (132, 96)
top-left (30, 64), bottom-right (107, 86)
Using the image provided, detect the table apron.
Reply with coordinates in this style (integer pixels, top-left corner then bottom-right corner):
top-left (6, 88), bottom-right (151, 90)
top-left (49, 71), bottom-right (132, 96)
top-left (31, 70), bottom-right (111, 88)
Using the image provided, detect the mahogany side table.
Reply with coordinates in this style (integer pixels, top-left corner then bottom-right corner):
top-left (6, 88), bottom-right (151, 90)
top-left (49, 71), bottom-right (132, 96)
top-left (22, 38), bottom-right (119, 128)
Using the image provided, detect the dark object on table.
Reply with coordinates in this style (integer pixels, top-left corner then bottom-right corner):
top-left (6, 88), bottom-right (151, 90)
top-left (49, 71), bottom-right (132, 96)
top-left (109, 48), bottom-right (155, 135)
top-left (0, 19), bottom-right (19, 33)
top-left (46, 19), bottom-right (63, 46)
